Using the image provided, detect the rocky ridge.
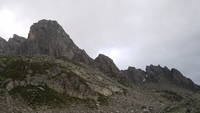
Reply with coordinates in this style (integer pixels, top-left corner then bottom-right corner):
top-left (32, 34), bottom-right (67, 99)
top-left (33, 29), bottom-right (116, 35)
top-left (0, 19), bottom-right (199, 113)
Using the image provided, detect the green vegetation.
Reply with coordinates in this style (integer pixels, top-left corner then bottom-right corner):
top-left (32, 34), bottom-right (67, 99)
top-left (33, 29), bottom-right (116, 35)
top-left (9, 85), bottom-right (97, 108)
top-left (0, 56), bottom-right (54, 80)
top-left (9, 85), bottom-right (66, 107)
top-left (97, 95), bottom-right (109, 106)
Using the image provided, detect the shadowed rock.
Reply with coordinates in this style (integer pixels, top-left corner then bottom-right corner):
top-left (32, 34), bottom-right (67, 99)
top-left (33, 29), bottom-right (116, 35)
top-left (0, 37), bottom-right (8, 55)
top-left (7, 34), bottom-right (26, 55)
top-left (20, 19), bottom-right (78, 58)
top-left (144, 65), bottom-right (199, 91)
top-left (121, 67), bottom-right (146, 85)
top-left (18, 19), bottom-right (94, 65)
top-left (95, 54), bottom-right (120, 77)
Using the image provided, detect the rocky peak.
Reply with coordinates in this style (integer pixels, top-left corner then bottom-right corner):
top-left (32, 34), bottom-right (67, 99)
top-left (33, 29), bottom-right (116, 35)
top-left (7, 34), bottom-right (26, 55)
top-left (170, 68), bottom-right (198, 90)
top-left (8, 34), bottom-right (26, 43)
top-left (0, 19), bottom-right (94, 65)
top-left (145, 65), bottom-right (171, 82)
top-left (146, 65), bottom-right (170, 74)
top-left (145, 65), bottom-right (199, 91)
top-left (28, 19), bottom-right (70, 40)
top-left (19, 20), bottom-right (85, 61)
top-left (0, 37), bottom-right (8, 55)
top-left (94, 54), bottom-right (120, 77)
top-left (121, 66), bottom-right (146, 85)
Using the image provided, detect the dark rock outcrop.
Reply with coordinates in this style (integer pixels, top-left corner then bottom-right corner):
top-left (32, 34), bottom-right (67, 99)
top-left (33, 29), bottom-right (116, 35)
top-left (7, 34), bottom-right (26, 55)
top-left (0, 20), bottom-right (95, 65)
top-left (20, 20), bottom-right (78, 58)
top-left (145, 65), bottom-right (172, 83)
top-left (121, 67), bottom-right (146, 85)
top-left (15, 19), bottom-right (93, 65)
top-left (144, 65), bottom-right (199, 91)
top-left (94, 54), bottom-right (120, 77)
top-left (0, 37), bottom-right (8, 55)
top-left (118, 64), bottom-right (199, 91)
top-left (170, 68), bottom-right (199, 91)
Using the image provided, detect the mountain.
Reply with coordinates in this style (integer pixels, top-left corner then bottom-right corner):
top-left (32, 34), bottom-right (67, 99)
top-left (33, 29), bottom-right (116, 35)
top-left (0, 19), bottom-right (199, 113)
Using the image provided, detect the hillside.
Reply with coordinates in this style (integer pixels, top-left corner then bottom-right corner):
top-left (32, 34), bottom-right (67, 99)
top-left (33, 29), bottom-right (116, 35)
top-left (0, 19), bottom-right (199, 113)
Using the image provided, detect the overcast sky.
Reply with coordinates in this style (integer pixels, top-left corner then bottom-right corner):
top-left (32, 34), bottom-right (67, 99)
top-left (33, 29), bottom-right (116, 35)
top-left (0, 0), bottom-right (200, 84)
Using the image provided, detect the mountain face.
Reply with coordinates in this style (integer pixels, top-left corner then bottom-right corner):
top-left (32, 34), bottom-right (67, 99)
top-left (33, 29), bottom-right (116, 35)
top-left (120, 67), bottom-right (146, 85)
top-left (0, 19), bottom-right (199, 113)
top-left (144, 65), bottom-right (199, 91)
top-left (20, 20), bottom-right (78, 58)
top-left (1, 20), bottom-right (93, 65)
top-left (0, 37), bottom-right (8, 55)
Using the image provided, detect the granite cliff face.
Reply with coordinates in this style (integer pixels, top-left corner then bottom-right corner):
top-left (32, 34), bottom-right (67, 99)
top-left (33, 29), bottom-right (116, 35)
top-left (0, 19), bottom-right (200, 113)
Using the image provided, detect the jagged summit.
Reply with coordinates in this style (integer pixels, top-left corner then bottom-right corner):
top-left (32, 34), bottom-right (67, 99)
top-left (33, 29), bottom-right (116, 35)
top-left (8, 34), bottom-right (26, 55)
top-left (21, 19), bottom-right (78, 58)
top-left (0, 19), bottom-right (93, 65)
top-left (28, 19), bottom-right (70, 40)
top-left (144, 65), bottom-right (199, 91)
top-left (26, 19), bottom-right (94, 64)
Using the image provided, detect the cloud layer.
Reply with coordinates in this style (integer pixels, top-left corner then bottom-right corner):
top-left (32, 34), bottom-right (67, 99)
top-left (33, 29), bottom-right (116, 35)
top-left (0, 0), bottom-right (200, 84)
